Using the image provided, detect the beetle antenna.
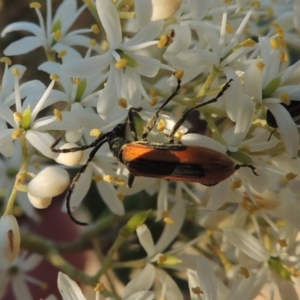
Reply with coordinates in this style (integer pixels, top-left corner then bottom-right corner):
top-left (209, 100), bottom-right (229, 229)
top-left (168, 79), bottom-right (233, 142)
top-left (65, 134), bottom-right (109, 226)
top-left (235, 164), bottom-right (258, 176)
top-left (51, 133), bottom-right (109, 153)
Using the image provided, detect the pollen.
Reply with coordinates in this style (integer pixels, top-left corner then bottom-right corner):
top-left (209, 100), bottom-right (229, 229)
top-left (90, 128), bottom-right (102, 137)
top-left (50, 73), bottom-right (60, 81)
top-left (93, 174), bottom-right (103, 182)
top-left (191, 286), bottom-right (203, 295)
top-left (157, 119), bottom-right (166, 132)
top-left (13, 112), bottom-right (22, 123)
top-left (279, 92), bottom-right (290, 105)
top-left (90, 39), bottom-right (97, 47)
top-left (226, 24), bottom-right (233, 34)
top-left (278, 38), bottom-right (286, 48)
top-left (239, 266), bottom-right (250, 278)
top-left (57, 50), bottom-right (67, 58)
top-left (117, 192), bottom-right (125, 201)
top-left (103, 175), bottom-right (115, 182)
top-left (101, 40), bottom-right (109, 51)
top-left (251, 1), bottom-right (261, 8)
top-left (164, 216), bottom-right (175, 224)
top-left (157, 255), bottom-right (167, 264)
top-left (174, 69), bottom-right (184, 80)
top-left (242, 38), bottom-right (256, 47)
top-left (53, 30), bottom-right (62, 41)
top-left (281, 172), bottom-right (298, 184)
top-left (29, 2), bottom-right (41, 9)
top-left (72, 78), bottom-right (81, 85)
top-left (12, 68), bottom-right (20, 76)
top-left (292, 268), bottom-right (300, 277)
top-left (231, 178), bottom-right (242, 189)
top-left (273, 24), bottom-right (284, 39)
top-left (54, 109), bottom-right (63, 121)
top-left (149, 88), bottom-right (158, 97)
top-left (149, 96), bottom-right (158, 106)
top-left (270, 38), bottom-right (279, 50)
top-left (280, 51), bottom-right (289, 63)
top-left (174, 131), bottom-right (183, 141)
top-left (115, 58), bottom-right (128, 69)
top-left (162, 210), bottom-right (174, 224)
top-left (91, 24), bottom-right (100, 34)
top-left (157, 34), bottom-right (169, 48)
top-left (255, 60), bottom-right (265, 70)
top-left (11, 128), bottom-right (25, 139)
top-left (114, 178), bottom-right (126, 185)
top-left (0, 57), bottom-right (12, 65)
top-left (277, 239), bottom-right (288, 247)
top-left (118, 98), bottom-right (128, 108)
top-left (94, 282), bottom-right (105, 292)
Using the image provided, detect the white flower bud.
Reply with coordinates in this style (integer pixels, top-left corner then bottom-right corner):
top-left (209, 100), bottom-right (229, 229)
top-left (145, 0), bottom-right (183, 20)
top-left (28, 193), bottom-right (52, 209)
top-left (28, 166), bottom-right (70, 198)
top-left (0, 215), bottom-right (21, 265)
top-left (55, 143), bottom-right (83, 166)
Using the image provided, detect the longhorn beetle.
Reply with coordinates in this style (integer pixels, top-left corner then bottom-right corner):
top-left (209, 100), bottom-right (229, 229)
top-left (51, 75), bottom-right (257, 225)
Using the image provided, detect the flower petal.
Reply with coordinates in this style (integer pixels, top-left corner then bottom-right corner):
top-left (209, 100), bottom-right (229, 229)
top-left (96, 0), bottom-right (121, 49)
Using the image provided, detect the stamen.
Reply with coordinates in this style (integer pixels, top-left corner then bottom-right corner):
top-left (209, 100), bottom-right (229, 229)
top-left (54, 109), bottom-right (63, 121)
top-left (29, 2), bottom-right (41, 9)
top-left (91, 24), bottom-right (100, 34)
top-left (90, 128), bottom-right (102, 137)
top-left (118, 98), bottom-right (128, 108)
top-left (157, 35), bottom-right (169, 48)
top-left (115, 58), bottom-right (128, 69)
top-left (239, 266), bottom-right (250, 278)
top-left (11, 128), bottom-right (25, 139)
top-left (57, 50), bottom-right (67, 58)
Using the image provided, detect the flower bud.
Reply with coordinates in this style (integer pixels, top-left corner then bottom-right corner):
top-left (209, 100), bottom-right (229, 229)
top-left (0, 215), bottom-right (21, 265)
top-left (55, 143), bottom-right (83, 166)
top-left (28, 193), bottom-right (52, 209)
top-left (151, 0), bottom-right (182, 20)
top-left (28, 166), bottom-right (70, 198)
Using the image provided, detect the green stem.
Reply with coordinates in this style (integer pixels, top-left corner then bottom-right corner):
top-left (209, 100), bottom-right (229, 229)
top-left (4, 136), bottom-right (31, 215)
top-left (197, 67), bottom-right (220, 98)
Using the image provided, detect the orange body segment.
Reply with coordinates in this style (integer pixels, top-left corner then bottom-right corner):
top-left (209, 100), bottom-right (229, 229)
top-left (121, 142), bottom-right (235, 186)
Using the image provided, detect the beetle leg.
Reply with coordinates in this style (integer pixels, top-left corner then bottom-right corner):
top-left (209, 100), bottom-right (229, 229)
top-left (168, 79), bottom-right (233, 143)
top-left (127, 173), bottom-right (135, 188)
top-left (64, 136), bottom-right (109, 226)
top-left (141, 78), bottom-right (182, 140)
top-left (234, 164), bottom-right (258, 176)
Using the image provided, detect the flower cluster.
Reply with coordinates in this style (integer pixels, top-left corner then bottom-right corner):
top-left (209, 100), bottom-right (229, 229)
top-left (0, 0), bottom-right (300, 299)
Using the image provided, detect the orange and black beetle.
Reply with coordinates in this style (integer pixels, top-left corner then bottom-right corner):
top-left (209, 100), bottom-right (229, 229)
top-left (52, 77), bottom-right (257, 225)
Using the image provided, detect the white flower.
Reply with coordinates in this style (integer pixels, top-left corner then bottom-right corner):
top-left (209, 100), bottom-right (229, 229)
top-left (134, 199), bottom-right (186, 299)
top-left (0, 63), bottom-right (65, 158)
top-left (244, 37), bottom-right (300, 157)
top-left (187, 256), bottom-right (256, 300)
top-left (0, 252), bottom-right (43, 300)
top-left (62, 0), bottom-right (174, 119)
top-left (1, 0), bottom-right (90, 58)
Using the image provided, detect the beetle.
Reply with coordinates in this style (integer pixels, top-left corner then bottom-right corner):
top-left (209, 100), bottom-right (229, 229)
top-left (266, 100), bottom-right (300, 141)
top-left (51, 76), bottom-right (257, 225)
